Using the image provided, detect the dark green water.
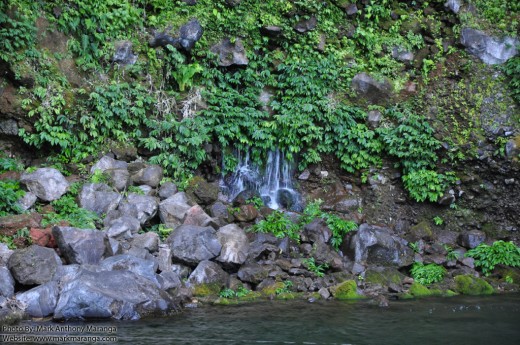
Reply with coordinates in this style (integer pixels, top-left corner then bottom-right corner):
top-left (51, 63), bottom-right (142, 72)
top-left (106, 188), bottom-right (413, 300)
top-left (7, 294), bottom-right (520, 345)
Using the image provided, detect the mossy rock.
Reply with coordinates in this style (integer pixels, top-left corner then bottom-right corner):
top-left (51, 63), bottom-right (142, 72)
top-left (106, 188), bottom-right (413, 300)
top-left (193, 283), bottom-right (222, 297)
top-left (260, 282), bottom-right (285, 296)
top-left (365, 267), bottom-right (404, 286)
top-left (185, 176), bottom-right (219, 205)
top-left (237, 291), bottom-right (262, 301)
top-left (409, 282), bottom-right (432, 297)
top-left (496, 267), bottom-right (520, 284)
top-left (454, 275), bottom-right (494, 295)
top-left (330, 280), bottom-right (364, 300)
top-left (444, 289), bottom-right (458, 297)
top-left (408, 221), bottom-right (433, 242)
top-left (213, 297), bottom-right (239, 305)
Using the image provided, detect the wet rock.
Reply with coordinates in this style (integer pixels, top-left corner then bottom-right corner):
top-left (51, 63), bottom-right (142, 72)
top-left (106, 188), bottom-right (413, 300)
top-left (237, 263), bottom-right (272, 284)
top-left (90, 156), bottom-right (128, 173)
top-left (209, 201), bottom-right (232, 224)
top-left (112, 40), bottom-right (137, 65)
top-left (132, 232), bottom-right (160, 253)
top-left (298, 169), bottom-right (311, 180)
top-left (178, 19), bottom-right (204, 52)
top-left (457, 230), bottom-right (486, 249)
top-left (166, 225), bottom-right (221, 266)
top-left (158, 182), bottom-right (178, 200)
top-left (130, 164), bottom-right (163, 188)
top-left (0, 267), bottom-right (15, 297)
top-left (79, 183), bottom-right (122, 216)
top-left (438, 191), bottom-right (456, 205)
top-left (318, 287), bottom-right (331, 299)
top-left (232, 189), bottom-right (260, 206)
top-left (54, 269), bottom-right (178, 320)
top-left (119, 194), bottom-right (159, 225)
top-left (52, 226), bottom-right (108, 265)
top-left (16, 281), bottom-right (59, 318)
top-left (367, 110), bottom-right (382, 128)
top-left (106, 216), bottom-right (141, 239)
top-left (351, 72), bottom-right (393, 105)
top-left (8, 245), bottom-right (61, 285)
top-left (187, 260), bottom-right (229, 287)
top-left (0, 213), bottom-right (42, 237)
top-left (294, 16), bottom-right (317, 33)
top-left (460, 28), bottom-right (519, 65)
top-left (216, 224), bottom-right (249, 265)
top-left (210, 38), bottom-right (248, 67)
top-left (183, 205), bottom-right (218, 228)
top-left (20, 168), bottom-right (69, 202)
top-left (189, 178), bottom-right (219, 205)
top-left (100, 254), bottom-right (159, 287)
top-left (17, 192), bottom-right (37, 211)
top-left (159, 193), bottom-right (192, 228)
top-left (344, 224), bottom-right (414, 267)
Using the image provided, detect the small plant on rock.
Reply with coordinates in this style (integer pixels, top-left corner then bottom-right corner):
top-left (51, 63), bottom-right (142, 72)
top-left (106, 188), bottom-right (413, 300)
top-left (251, 211), bottom-right (300, 241)
top-left (410, 262), bottom-right (446, 285)
top-left (275, 280), bottom-right (293, 295)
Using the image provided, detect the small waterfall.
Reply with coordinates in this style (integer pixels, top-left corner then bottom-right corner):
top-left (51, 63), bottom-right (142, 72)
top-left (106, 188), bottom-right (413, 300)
top-left (221, 149), bottom-right (302, 211)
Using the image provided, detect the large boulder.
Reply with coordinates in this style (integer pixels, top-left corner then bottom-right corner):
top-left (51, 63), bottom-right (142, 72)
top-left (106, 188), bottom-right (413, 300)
top-left (130, 164), bottom-right (163, 188)
top-left (159, 194), bottom-right (192, 228)
top-left (52, 226), bottom-right (108, 265)
top-left (0, 266), bottom-right (15, 297)
top-left (210, 38), bottom-right (248, 67)
top-left (294, 15), bottom-right (317, 33)
top-left (16, 281), bottom-right (59, 318)
top-left (216, 224), bottom-right (249, 265)
top-left (99, 254), bottom-right (159, 287)
top-left (178, 19), bottom-right (204, 52)
top-left (132, 232), bottom-right (160, 253)
top-left (343, 224), bottom-right (414, 267)
top-left (351, 72), bottom-right (393, 105)
top-left (8, 245), bottom-right (62, 285)
top-left (20, 168), bottom-right (69, 202)
top-left (457, 230), bottom-right (486, 249)
top-left (166, 225), bottom-right (221, 266)
top-left (79, 183), bottom-right (122, 216)
top-left (53, 269), bottom-right (178, 320)
top-left (118, 194), bottom-right (159, 225)
top-left (460, 28), bottom-right (518, 65)
top-left (187, 260), bottom-right (229, 287)
top-left (183, 205), bottom-right (218, 228)
top-left (90, 155), bottom-right (128, 173)
top-left (237, 263), bottom-right (272, 284)
top-left (158, 182), bottom-right (178, 200)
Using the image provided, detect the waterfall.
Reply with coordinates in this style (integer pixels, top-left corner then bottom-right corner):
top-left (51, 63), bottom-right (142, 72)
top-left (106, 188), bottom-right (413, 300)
top-left (221, 149), bottom-right (302, 211)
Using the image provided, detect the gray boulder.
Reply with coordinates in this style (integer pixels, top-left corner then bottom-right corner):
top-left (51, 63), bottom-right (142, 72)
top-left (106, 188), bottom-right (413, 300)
top-left (444, 0), bottom-right (461, 13)
top-left (106, 168), bottom-right (130, 192)
top-left (79, 183), bottom-right (122, 216)
top-left (20, 168), bottom-right (69, 202)
top-left (457, 230), bottom-right (486, 249)
top-left (159, 194), bottom-right (192, 228)
top-left (158, 182), bottom-right (178, 200)
top-left (106, 216), bottom-right (141, 239)
top-left (119, 194), bottom-right (159, 225)
top-left (216, 224), bottom-right (249, 265)
top-left (158, 244), bottom-right (173, 272)
top-left (294, 16), bottom-right (317, 33)
top-left (0, 243), bottom-right (14, 265)
top-left (460, 28), bottom-right (518, 65)
top-left (344, 224), bottom-right (414, 267)
top-left (178, 19), bottom-right (204, 52)
top-left (210, 38), bottom-right (248, 67)
top-left (53, 269), bottom-right (178, 320)
top-left (187, 260), bottom-right (229, 287)
top-left (16, 281), bottom-right (59, 318)
top-left (52, 226), bottom-right (108, 265)
top-left (392, 47), bottom-right (414, 63)
top-left (166, 225), bottom-right (222, 266)
top-left (112, 40), bottom-right (137, 65)
top-left (16, 191), bottom-right (37, 212)
top-left (237, 263), bottom-right (272, 284)
top-left (302, 219), bottom-right (332, 244)
top-left (90, 156), bottom-right (128, 173)
top-left (0, 267), bottom-right (15, 297)
top-left (158, 271), bottom-right (182, 290)
top-left (183, 205), bottom-right (218, 228)
top-left (132, 232), bottom-right (160, 253)
top-left (131, 164), bottom-right (163, 188)
top-left (100, 254), bottom-right (159, 287)
top-left (351, 72), bottom-right (393, 105)
top-left (8, 245), bottom-right (62, 285)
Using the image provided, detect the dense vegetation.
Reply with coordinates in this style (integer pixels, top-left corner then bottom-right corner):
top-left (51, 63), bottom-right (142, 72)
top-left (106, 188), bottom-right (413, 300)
top-left (1, 0), bottom-right (518, 201)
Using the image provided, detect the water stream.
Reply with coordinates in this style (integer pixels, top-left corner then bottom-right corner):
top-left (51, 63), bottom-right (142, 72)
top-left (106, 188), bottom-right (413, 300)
top-left (220, 149), bottom-right (302, 211)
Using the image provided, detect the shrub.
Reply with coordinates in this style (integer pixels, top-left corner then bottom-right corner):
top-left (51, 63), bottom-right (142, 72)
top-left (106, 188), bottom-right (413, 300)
top-left (465, 240), bottom-right (520, 276)
top-left (0, 180), bottom-right (25, 217)
top-left (410, 262), bottom-right (446, 285)
top-left (303, 257), bottom-right (329, 277)
top-left (251, 211), bottom-right (300, 241)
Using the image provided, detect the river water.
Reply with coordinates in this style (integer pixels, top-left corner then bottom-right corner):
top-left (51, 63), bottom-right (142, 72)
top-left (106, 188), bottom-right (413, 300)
top-left (7, 294), bottom-right (520, 345)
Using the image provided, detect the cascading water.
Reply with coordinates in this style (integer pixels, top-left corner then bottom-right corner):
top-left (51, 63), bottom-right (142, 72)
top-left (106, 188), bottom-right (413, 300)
top-left (220, 149), bottom-right (302, 211)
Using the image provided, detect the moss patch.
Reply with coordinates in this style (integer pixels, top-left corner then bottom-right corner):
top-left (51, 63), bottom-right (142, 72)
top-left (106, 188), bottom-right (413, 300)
top-left (193, 283), bottom-right (222, 297)
top-left (365, 268), bottom-right (404, 286)
top-left (409, 282), bottom-right (432, 297)
top-left (260, 282), bottom-right (285, 296)
top-left (454, 275), bottom-right (494, 295)
top-left (330, 280), bottom-right (364, 300)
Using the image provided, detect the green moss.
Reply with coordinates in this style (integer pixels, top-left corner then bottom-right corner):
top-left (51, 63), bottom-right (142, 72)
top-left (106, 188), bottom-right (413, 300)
top-left (193, 283), bottom-right (222, 297)
top-left (408, 221), bottom-right (433, 241)
top-left (213, 297), bottom-right (238, 305)
top-left (237, 291), bottom-right (262, 301)
top-left (260, 282), bottom-right (285, 296)
top-left (330, 280), bottom-right (364, 300)
top-left (409, 282), bottom-right (432, 297)
top-left (275, 292), bottom-right (297, 300)
top-left (365, 268), bottom-right (404, 286)
top-left (444, 290), bottom-right (458, 297)
top-left (454, 275), bottom-right (494, 295)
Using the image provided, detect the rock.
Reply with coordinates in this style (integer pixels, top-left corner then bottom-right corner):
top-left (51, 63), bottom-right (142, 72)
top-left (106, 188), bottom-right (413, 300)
top-left (344, 224), bottom-right (414, 267)
top-left (0, 213), bottom-right (42, 237)
top-left (112, 40), bottom-right (137, 65)
top-left (232, 189), bottom-right (260, 206)
top-left (178, 19), bottom-right (204, 52)
top-left (505, 137), bottom-right (519, 158)
top-left (157, 244), bottom-right (173, 272)
top-left (318, 287), bottom-right (331, 299)
top-left (53, 269), bottom-right (178, 320)
top-left (189, 178), bottom-right (219, 205)
top-left (29, 227), bottom-right (56, 248)
top-left (298, 170), bottom-right (311, 180)
top-left (187, 260), bottom-right (229, 288)
top-left (183, 205), bottom-right (218, 228)
top-left (234, 204), bottom-right (259, 222)
top-left (351, 72), bottom-right (393, 105)
top-left (294, 16), bottom-right (317, 33)
top-left (461, 257), bottom-right (475, 269)
top-left (159, 271), bottom-right (182, 290)
top-left (0, 118), bottom-right (18, 135)
top-left (100, 254), bottom-right (159, 287)
top-left (132, 232), bottom-right (160, 253)
top-left (159, 194), bottom-right (192, 228)
top-left (407, 221), bottom-right (433, 242)
top-left (52, 264), bottom-right (82, 283)
top-left (106, 168), bottom-right (130, 192)
top-left (260, 25), bottom-right (283, 38)
top-left (438, 191), bottom-right (456, 205)
top-left (79, 183), bottom-right (122, 216)
top-left (277, 188), bottom-right (302, 211)
top-left (237, 263), bottom-right (271, 284)
top-left (454, 274), bottom-right (494, 295)
top-left (52, 226), bottom-right (108, 265)
top-left (216, 224), bottom-right (249, 265)
top-left (391, 47), bottom-right (414, 63)
top-left (209, 201), bottom-right (231, 223)
top-left (16, 192), bottom-right (37, 211)
top-left (0, 243), bottom-right (13, 265)
top-left (119, 194), bottom-right (159, 225)
top-left (330, 280), bottom-right (363, 300)
top-left (131, 164), bottom-right (163, 188)
top-left (505, 178), bottom-right (515, 185)
top-left (210, 38), bottom-right (248, 67)
top-left (158, 182), bottom-right (178, 200)
top-left (166, 225), bottom-right (221, 266)
top-left (172, 264), bottom-right (192, 279)
top-left (457, 230), bottom-right (486, 249)
top-left (90, 156), bottom-right (128, 173)
top-left (20, 168), bottom-right (69, 202)
top-left (225, 0), bottom-right (242, 6)
top-left (106, 216), bottom-right (141, 239)
top-left (182, 0), bottom-right (197, 4)
top-left (8, 245), bottom-right (61, 285)
top-left (444, 0), bottom-right (461, 13)
top-left (345, 4), bottom-right (358, 15)
top-left (367, 110), bottom-right (382, 128)
top-left (0, 267), bottom-right (15, 297)
top-left (16, 281), bottom-right (59, 318)
top-left (302, 219), bottom-right (332, 244)
top-left (460, 28), bottom-right (519, 65)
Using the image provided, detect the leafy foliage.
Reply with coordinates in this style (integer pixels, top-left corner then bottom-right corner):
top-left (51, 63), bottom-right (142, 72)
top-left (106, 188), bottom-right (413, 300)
top-left (502, 57), bottom-right (520, 103)
top-left (465, 241), bottom-right (520, 276)
top-left (303, 257), bottom-right (329, 277)
top-left (410, 262), bottom-right (446, 285)
top-left (0, 156), bottom-right (24, 173)
top-left (251, 211), bottom-right (300, 242)
top-left (219, 286), bottom-right (252, 299)
top-left (143, 224), bottom-right (173, 241)
top-left (0, 180), bottom-right (25, 217)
